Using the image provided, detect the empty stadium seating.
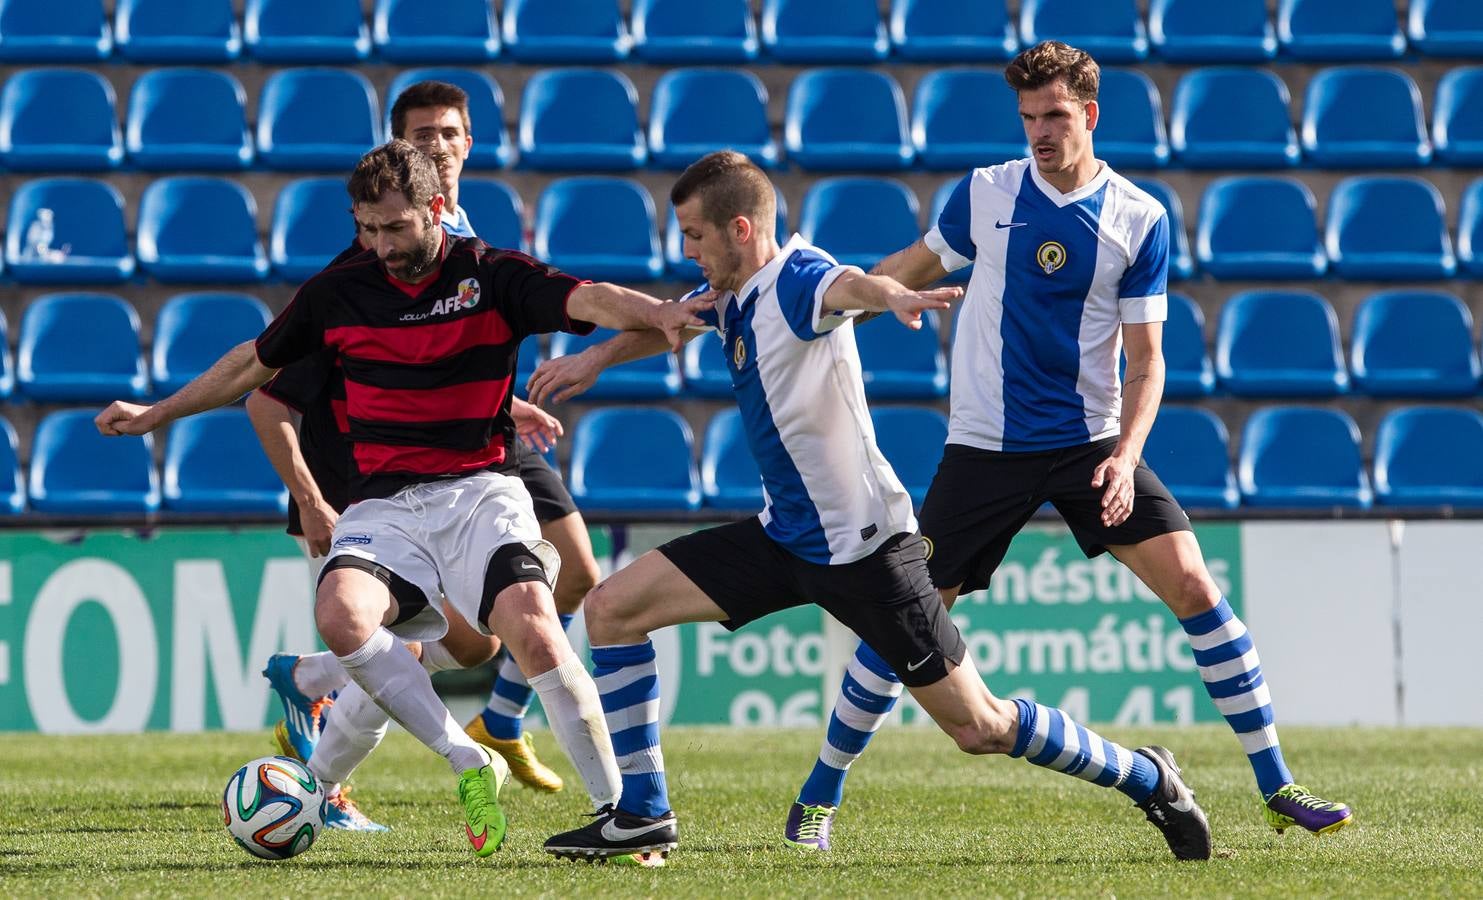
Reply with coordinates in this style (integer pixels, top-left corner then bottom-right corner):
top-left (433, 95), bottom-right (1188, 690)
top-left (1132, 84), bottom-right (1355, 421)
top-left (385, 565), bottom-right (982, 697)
top-left (533, 177), bottom-right (663, 280)
top-left (243, 0), bottom-right (369, 62)
top-left (1021, 0), bottom-right (1149, 62)
top-left (4, 178), bottom-right (134, 283)
top-left (1238, 406), bottom-right (1372, 508)
top-left (28, 409), bottom-right (160, 514)
top-left (701, 407), bottom-right (763, 510)
top-left (568, 407), bottom-right (700, 510)
top-left (0, 68), bottom-right (122, 170)
top-left (16, 292), bottom-right (147, 402)
top-left (1169, 68), bottom-right (1298, 168)
top-left (1301, 67), bottom-right (1432, 167)
top-left (136, 177), bottom-right (270, 283)
top-left (648, 68), bottom-right (777, 170)
top-left (1131, 178), bottom-right (1195, 280)
top-left (911, 69), bottom-right (1028, 170)
top-left (1349, 291), bottom-right (1480, 397)
top-left (256, 67), bottom-right (380, 170)
top-left (372, 0), bottom-right (498, 63)
top-left (501, 0), bottom-right (631, 63)
top-left (1325, 176), bottom-right (1457, 280)
top-left (0, 418), bottom-right (24, 514)
top-left (1196, 177), bottom-right (1326, 279)
top-left (762, 0), bottom-right (888, 63)
top-left (270, 178), bottom-right (354, 281)
top-left (151, 293), bottom-right (272, 396)
top-left (114, 0), bottom-right (241, 62)
top-left (125, 68), bottom-right (253, 170)
top-left (1461, 179), bottom-right (1483, 277)
top-left (1433, 67), bottom-right (1483, 165)
top-left (458, 178), bottom-right (527, 252)
top-left (683, 330), bottom-right (732, 398)
top-left (0, 312), bottom-right (13, 400)
top-left (549, 328), bottom-right (681, 400)
top-left (1372, 408), bottom-right (1483, 507)
top-left (1142, 406), bottom-right (1239, 509)
top-left (1407, 0), bottom-right (1483, 57)
top-left (797, 177), bottom-right (920, 271)
top-left (0, 0), bottom-right (111, 61)
top-left (631, 0), bottom-right (758, 63)
top-left (1162, 293), bottom-right (1215, 397)
top-left (871, 406), bottom-right (947, 505)
top-left (889, 0), bottom-right (1018, 61)
top-left (1095, 68), bottom-right (1169, 168)
top-left (1215, 290), bottom-right (1348, 397)
top-left (784, 69), bottom-right (913, 171)
top-left (854, 313), bottom-right (949, 400)
top-left (385, 68), bottom-right (512, 169)
top-left (1148, 0), bottom-right (1277, 61)
top-left (518, 68), bottom-right (645, 170)
top-left (163, 409), bottom-right (288, 513)
top-left (1277, 0), bottom-right (1406, 60)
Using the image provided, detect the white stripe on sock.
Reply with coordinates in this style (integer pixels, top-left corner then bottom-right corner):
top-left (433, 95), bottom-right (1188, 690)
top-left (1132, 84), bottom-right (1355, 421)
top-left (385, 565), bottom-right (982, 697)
top-left (497, 655), bottom-right (530, 689)
top-left (1085, 734), bottom-right (1109, 780)
top-left (614, 745), bottom-right (665, 774)
top-left (1024, 705), bottom-right (1051, 759)
top-left (818, 744), bottom-right (858, 770)
top-left (1212, 683), bottom-right (1273, 717)
top-left (1238, 724), bottom-right (1280, 754)
top-left (604, 697), bottom-right (660, 733)
top-left (1200, 647), bottom-right (1262, 683)
top-left (846, 659), bottom-right (902, 697)
top-left (1185, 617), bottom-right (1247, 652)
top-left (484, 695), bottom-right (525, 719)
top-left (1049, 720), bottom-right (1082, 772)
top-left (833, 695), bottom-right (885, 732)
top-left (594, 664), bottom-right (653, 694)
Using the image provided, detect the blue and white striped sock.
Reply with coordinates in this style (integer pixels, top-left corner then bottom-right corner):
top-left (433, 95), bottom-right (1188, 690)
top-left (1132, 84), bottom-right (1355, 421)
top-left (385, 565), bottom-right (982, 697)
top-left (480, 613), bottom-right (574, 740)
top-left (797, 642), bottom-right (903, 808)
top-left (1181, 597), bottom-right (1292, 799)
top-left (1009, 699), bottom-right (1160, 803)
top-left (591, 641), bottom-right (670, 818)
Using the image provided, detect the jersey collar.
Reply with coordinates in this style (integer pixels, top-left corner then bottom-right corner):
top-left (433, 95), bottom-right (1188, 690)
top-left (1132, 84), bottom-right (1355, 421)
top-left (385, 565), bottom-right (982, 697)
top-left (1028, 159), bottom-right (1110, 208)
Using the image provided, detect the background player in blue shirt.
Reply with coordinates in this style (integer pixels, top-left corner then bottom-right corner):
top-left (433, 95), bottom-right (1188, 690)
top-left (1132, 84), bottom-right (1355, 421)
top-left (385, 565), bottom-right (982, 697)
top-left (789, 41), bottom-right (1353, 845)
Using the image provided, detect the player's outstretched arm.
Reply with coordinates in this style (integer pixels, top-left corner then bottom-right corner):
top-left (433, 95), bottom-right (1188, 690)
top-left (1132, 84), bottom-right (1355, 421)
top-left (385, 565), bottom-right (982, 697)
top-left (567, 283), bottom-right (715, 353)
top-left (527, 328), bottom-right (676, 406)
top-left (245, 390), bottom-right (337, 556)
top-left (823, 270), bottom-right (962, 330)
top-left (870, 238), bottom-right (952, 290)
top-left (1091, 321), bottom-right (1166, 527)
top-left (95, 340), bottom-right (278, 437)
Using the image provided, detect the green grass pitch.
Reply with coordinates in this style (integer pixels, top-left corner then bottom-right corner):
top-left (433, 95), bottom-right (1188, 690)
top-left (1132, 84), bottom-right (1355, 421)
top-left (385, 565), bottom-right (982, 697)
top-left (2, 726), bottom-right (1480, 898)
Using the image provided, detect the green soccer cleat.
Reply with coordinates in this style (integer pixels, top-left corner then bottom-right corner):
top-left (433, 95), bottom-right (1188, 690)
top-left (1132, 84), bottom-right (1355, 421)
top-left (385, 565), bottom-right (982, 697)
top-left (1264, 784), bottom-right (1354, 836)
top-left (458, 746), bottom-right (511, 857)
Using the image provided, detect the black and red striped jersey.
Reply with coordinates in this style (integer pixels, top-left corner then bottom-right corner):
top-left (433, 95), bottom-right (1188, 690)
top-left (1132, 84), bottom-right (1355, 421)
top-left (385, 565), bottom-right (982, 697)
top-left (255, 233), bottom-right (592, 502)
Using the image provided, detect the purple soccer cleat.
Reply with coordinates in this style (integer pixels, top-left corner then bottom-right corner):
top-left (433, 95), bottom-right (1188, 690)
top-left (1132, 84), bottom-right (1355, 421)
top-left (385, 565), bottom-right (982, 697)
top-left (1264, 784), bottom-right (1354, 835)
top-left (784, 802), bottom-right (836, 851)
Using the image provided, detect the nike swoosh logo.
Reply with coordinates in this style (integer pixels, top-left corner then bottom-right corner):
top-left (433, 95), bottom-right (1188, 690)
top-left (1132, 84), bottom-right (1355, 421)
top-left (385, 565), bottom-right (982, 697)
top-left (601, 818), bottom-right (673, 842)
top-left (520, 562), bottom-right (542, 572)
top-left (466, 823), bottom-right (487, 850)
top-left (1169, 793), bottom-right (1195, 813)
top-left (1236, 677), bottom-right (1256, 688)
top-left (906, 654), bottom-right (933, 672)
top-left (995, 220), bottom-right (1027, 229)
top-left (845, 686), bottom-right (872, 703)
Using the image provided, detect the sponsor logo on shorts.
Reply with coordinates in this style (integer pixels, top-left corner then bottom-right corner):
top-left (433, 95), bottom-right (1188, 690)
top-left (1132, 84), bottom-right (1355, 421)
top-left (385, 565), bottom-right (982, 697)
top-left (334, 534), bottom-right (372, 547)
top-left (859, 523), bottom-right (878, 541)
top-left (906, 653), bottom-right (934, 673)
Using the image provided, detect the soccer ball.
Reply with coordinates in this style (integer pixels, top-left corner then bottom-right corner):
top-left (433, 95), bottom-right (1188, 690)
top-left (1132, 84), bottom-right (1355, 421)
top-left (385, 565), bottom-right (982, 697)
top-left (222, 755), bottom-right (326, 860)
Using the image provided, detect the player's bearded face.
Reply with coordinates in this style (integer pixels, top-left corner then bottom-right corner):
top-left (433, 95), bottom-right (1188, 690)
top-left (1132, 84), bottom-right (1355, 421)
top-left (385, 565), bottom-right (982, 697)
top-left (356, 194), bottom-right (444, 283)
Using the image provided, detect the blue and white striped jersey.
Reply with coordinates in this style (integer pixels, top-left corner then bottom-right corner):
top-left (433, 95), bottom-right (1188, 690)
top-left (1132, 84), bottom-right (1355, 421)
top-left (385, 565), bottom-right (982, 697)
top-left (925, 158), bottom-right (1169, 452)
top-left (688, 234), bottom-right (917, 565)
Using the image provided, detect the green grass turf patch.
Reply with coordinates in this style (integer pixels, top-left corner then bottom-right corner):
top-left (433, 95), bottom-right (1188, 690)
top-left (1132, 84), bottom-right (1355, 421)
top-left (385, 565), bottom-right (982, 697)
top-left (1, 726), bottom-right (1480, 898)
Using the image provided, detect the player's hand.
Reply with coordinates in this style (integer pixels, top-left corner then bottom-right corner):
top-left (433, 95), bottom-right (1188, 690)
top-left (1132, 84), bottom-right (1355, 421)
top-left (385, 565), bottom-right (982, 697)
top-left (301, 499), bottom-right (339, 558)
top-left (653, 292), bottom-right (716, 352)
top-left (1091, 453), bottom-right (1138, 527)
top-left (528, 349), bottom-right (604, 406)
top-left (94, 401), bottom-right (158, 436)
top-left (512, 397), bottom-right (563, 452)
top-left (886, 286), bottom-right (961, 330)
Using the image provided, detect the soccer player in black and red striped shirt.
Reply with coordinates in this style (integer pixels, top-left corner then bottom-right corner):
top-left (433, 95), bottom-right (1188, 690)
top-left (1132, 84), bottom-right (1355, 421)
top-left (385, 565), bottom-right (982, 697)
top-left (96, 140), bottom-right (711, 856)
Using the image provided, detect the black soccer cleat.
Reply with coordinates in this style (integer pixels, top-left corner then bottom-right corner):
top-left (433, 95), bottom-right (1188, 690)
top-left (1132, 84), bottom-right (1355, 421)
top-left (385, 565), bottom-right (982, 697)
top-left (1134, 745), bottom-right (1212, 861)
top-left (544, 805), bottom-right (679, 862)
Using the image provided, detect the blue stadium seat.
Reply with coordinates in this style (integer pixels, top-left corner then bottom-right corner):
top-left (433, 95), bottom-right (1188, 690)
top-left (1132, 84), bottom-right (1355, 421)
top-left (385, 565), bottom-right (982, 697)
top-left (373, 0), bottom-right (497, 62)
top-left (458, 178), bottom-right (526, 252)
top-left (911, 69), bottom-right (1028, 170)
top-left (683, 330), bottom-right (732, 398)
top-left (163, 409), bottom-right (288, 514)
top-left (1142, 406), bottom-right (1238, 509)
top-left (385, 68), bottom-right (511, 169)
top-left (1095, 68), bottom-right (1170, 168)
top-left (518, 69), bottom-right (645, 170)
top-left (666, 187), bottom-right (787, 281)
top-left (0, 0), bottom-right (110, 60)
top-left (1238, 406), bottom-right (1371, 508)
top-left (533, 178), bottom-right (663, 281)
top-left (137, 177), bottom-right (270, 283)
top-left (1408, 0), bottom-right (1483, 57)
top-left (701, 408), bottom-right (762, 511)
top-left (1215, 290), bottom-right (1348, 397)
top-left (257, 68), bottom-right (380, 170)
top-left (649, 68), bottom-right (777, 170)
top-left (1277, 0), bottom-right (1405, 60)
top-left (1170, 68), bottom-right (1298, 168)
top-left (1350, 291), bottom-right (1480, 397)
top-left (152, 293), bottom-right (272, 396)
top-left (244, 0), bottom-right (370, 62)
top-left (871, 406), bottom-right (947, 506)
top-left (115, 0), bottom-right (240, 61)
top-left (270, 178), bottom-right (355, 282)
top-left (125, 69), bottom-right (252, 170)
top-left (855, 313), bottom-right (949, 400)
top-left (785, 69), bottom-right (913, 171)
top-left (1373, 407), bottom-right (1483, 508)
top-left (1162, 292), bottom-right (1215, 397)
top-left (1325, 176), bottom-right (1456, 280)
top-left (889, 0), bottom-right (1018, 61)
top-left (1301, 67), bottom-right (1431, 167)
top-left (762, 0), bottom-right (886, 62)
top-left (17, 293), bottom-right (147, 402)
top-left (0, 418), bottom-right (23, 514)
top-left (1434, 67), bottom-right (1483, 165)
top-left (4, 178), bottom-right (134, 284)
top-left (0, 68), bottom-right (122, 171)
top-left (1130, 178), bottom-right (1195, 281)
top-left (633, 0), bottom-right (758, 62)
top-left (1461, 178), bottom-right (1483, 277)
top-left (1020, 0), bottom-right (1149, 62)
top-left (797, 177), bottom-right (920, 271)
top-left (1148, 0), bottom-right (1276, 61)
top-left (0, 311), bottom-right (13, 400)
top-left (1196, 177), bottom-right (1326, 279)
top-left (569, 407), bottom-right (700, 511)
top-left (30, 410), bottom-right (161, 515)
top-left (549, 328), bottom-right (681, 400)
top-left (501, 0), bottom-right (631, 62)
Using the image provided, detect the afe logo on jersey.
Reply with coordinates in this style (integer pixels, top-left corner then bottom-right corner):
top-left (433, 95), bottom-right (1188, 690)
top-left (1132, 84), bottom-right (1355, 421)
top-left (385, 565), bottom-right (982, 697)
top-left (429, 277), bottom-right (481, 316)
top-left (1036, 241), bottom-right (1067, 275)
top-left (733, 335), bottom-right (747, 367)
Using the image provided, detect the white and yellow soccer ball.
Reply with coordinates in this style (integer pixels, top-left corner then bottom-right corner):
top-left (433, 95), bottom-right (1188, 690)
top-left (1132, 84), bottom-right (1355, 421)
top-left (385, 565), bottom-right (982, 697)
top-left (222, 755), bottom-right (327, 860)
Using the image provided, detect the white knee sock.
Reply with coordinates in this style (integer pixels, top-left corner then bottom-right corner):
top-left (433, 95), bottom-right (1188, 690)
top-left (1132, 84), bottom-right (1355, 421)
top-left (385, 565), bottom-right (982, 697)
top-left (526, 655), bottom-right (621, 809)
top-left (335, 628), bottom-right (485, 775)
top-left (293, 651), bottom-right (351, 698)
top-left (309, 682), bottom-right (390, 788)
top-left (418, 639), bottom-right (462, 674)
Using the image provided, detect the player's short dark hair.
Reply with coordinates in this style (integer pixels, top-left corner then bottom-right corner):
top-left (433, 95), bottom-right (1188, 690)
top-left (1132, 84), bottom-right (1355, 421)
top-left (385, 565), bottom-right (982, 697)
top-left (1005, 40), bottom-right (1100, 104)
top-left (669, 150), bottom-right (776, 235)
top-left (347, 139), bottom-right (441, 209)
top-left (389, 80), bottom-right (471, 140)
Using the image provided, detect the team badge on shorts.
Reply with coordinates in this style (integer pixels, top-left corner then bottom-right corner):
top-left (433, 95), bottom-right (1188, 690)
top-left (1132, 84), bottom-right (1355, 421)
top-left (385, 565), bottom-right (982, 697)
top-left (1036, 241), bottom-right (1067, 275)
top-left (733, 334), bottom-right (747, 367)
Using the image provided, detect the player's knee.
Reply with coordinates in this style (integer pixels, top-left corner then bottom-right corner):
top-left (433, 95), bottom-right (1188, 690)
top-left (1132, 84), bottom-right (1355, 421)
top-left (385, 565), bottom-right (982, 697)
top-left (445, 633), bottom-right (500, 669)
top-left (553, 555), bottom-right (600, 615)
top-left (582, 578), bottom-right (640, 645)
top-left (948, 720), bottom-right (1014, 756)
